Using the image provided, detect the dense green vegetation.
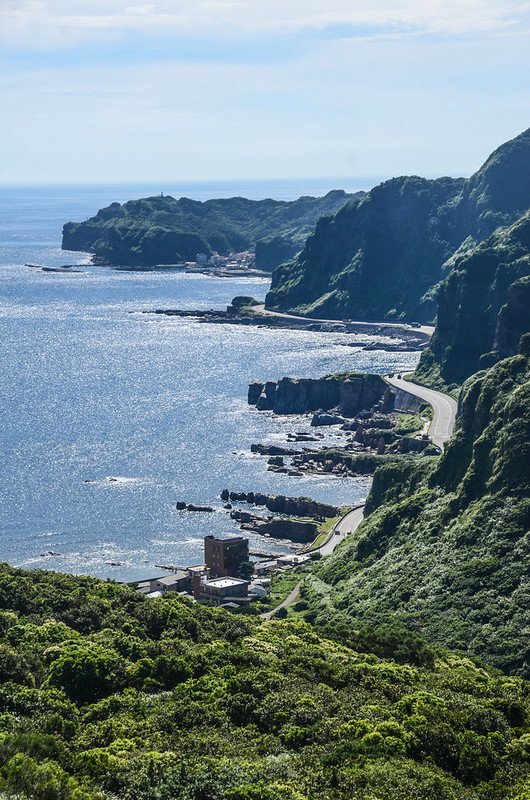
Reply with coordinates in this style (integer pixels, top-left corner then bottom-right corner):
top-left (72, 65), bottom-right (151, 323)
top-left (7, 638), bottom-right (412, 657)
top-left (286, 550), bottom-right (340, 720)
top-left (266, 127), bottom-right (530, 322)
top-left (62, 191), bottom-right (359, 269)
top-left (417, 212), bottom-right (530, 388)
top-left (28, 128), bottom-right (530, 798)
top-left (303, 343), bottom-right (530, 677)
top-left (0, 564), bottom-right (529, 799)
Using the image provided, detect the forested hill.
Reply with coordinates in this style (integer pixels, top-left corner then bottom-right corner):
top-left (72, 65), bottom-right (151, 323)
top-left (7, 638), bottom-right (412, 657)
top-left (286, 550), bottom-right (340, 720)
top-left (417, 211), bottom-right (530, 388)
top-left (62, 190), bottom-right (360, 269)
top-left (307, 339), bottom-right (530, 677)
top-left (301, 207), bottom-right (530, 675)
top-left (266, 127), bottom-right (530, 322)
top-left (0, 565), bottom-right (529, 799)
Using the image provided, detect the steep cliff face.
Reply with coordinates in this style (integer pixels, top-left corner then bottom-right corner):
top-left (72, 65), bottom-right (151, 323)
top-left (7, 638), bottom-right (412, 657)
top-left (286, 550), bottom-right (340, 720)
top-left (266, 127), bottom-right (530, 322)
top-left (267, 176), bottom-right (464, 321)
top-left (310, 343), bottom-right (530, 675)
top-left (62, 190), bottom-right (360, 269)
top-left (248, 373), bottom-right (389, 416)
top-left (417, 212), bottom-right (530, 387)
top-left (457, 127), bottom-right (530, 238)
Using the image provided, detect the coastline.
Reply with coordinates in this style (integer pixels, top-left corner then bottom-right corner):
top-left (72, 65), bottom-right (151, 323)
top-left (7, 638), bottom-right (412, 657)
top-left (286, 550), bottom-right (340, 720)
top-left (2, 249), bottom-right (423, 581)
top-left (147, 306), bottom-right (429, 351)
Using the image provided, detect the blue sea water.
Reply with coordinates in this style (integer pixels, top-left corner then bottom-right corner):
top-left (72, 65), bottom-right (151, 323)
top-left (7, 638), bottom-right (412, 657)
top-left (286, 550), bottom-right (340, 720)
top-left (0, 183), bottom-right (420, 582)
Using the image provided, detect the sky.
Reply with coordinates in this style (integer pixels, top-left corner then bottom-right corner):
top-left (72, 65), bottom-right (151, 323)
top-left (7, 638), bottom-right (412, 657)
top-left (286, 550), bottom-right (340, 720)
top-left (1, 0), bottom-right (530, 184)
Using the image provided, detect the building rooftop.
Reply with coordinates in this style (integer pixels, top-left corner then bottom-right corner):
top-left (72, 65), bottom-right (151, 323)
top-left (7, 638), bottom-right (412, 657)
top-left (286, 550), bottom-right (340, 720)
top-left (156, 571), bottom-right (188, 586)
top-left (206, 577), bottom-right (247, 589)
top-left (204, 535), bottom-right (248, 544)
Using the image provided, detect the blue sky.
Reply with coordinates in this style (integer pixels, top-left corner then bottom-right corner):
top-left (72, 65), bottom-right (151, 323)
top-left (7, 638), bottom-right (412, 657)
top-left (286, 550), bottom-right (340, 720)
top-left (1, 0), bottom-right (530, 184)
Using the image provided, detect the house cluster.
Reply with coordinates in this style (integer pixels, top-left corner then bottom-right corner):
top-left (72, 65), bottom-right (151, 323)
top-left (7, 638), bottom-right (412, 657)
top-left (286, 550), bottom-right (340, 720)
top-left (184, 251), bottom-right (255, 272)
top-left (135, 535), bottom-right (272, 608)
top-left (254, 553), bottom-right (310, 576)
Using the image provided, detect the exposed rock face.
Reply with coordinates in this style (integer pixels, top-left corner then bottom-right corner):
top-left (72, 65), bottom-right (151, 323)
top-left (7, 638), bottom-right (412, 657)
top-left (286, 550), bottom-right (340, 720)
top-left (390, 387), bottom-right (424, 414)
top-left (248, 382), bottom-right (264, 405)
top-left (417, 211), bottom-right (530, 386)
top-left (248, 373), bottom-right (389, 417)
top-left (494, 276), bottom-right (530, 360)
top-left (221, 490), bottom-right (339, 518)
top-left (311, 413), bottom-right (346, 427)
top-left (230, 510), bottom-right (318, 542)
top-left (255, 381), bottom-right (277, 411)
top-left (272, 377), bottom-right (340, 414)
top-left (266, 128), bottom-right (530, 322)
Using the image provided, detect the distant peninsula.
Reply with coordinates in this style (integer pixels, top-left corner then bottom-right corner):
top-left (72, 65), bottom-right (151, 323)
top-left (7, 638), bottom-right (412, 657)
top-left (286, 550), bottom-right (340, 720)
top-left (62, 189), bottom-right (361, 270)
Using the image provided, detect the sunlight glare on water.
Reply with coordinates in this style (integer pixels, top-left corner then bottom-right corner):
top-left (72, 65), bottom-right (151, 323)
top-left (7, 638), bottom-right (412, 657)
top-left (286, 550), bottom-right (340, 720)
top-left (0, 184), bottom-right (420, 580)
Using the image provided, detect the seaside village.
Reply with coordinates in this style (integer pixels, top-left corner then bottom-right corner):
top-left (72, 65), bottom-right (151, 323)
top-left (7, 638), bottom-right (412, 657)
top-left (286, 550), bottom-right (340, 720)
top-left (134, 535), bottom-right (311, 608)
top-left (178, 250), bottom-right (257, 275)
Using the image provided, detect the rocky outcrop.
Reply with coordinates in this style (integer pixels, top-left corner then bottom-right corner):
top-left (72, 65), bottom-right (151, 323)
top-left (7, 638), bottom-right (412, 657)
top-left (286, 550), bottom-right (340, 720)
top-left (176, 502), bottom-right (214, 512)
top-left (311, 412), bottom-right (347, 427)
top-left (248, 382), bottom-right (265, 405)
top-left (230, 510), bottom-right (318, 543)
top-left (291, 450), bottom-right (392, 477)
top-left (248, 373), bottom-right (389, 417)
top-left (250, 443), bottom-right (299, 456)
top-left (220, 490), bottom-right (339, 518)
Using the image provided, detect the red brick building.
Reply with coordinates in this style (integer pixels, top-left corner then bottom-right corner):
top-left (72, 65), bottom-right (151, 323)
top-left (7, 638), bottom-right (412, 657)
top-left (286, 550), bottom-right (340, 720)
top-left (204, 535), bottom-right (249, 577)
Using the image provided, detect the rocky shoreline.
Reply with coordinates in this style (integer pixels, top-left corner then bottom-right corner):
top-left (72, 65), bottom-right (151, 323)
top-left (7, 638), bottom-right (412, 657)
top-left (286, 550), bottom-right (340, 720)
top-left (167, 357), bottom-right (437, 549)
top-left (246, 370), bottom-right (439, 481)
top-left (146, 306), bottom-right (428, 350)
top-left (153, 299), bottom-right (434, 551)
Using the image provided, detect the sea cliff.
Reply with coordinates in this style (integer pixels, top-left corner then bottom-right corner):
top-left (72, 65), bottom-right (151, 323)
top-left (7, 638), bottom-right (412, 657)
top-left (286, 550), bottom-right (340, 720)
top-left (267, 127), bottom-right (530, 322)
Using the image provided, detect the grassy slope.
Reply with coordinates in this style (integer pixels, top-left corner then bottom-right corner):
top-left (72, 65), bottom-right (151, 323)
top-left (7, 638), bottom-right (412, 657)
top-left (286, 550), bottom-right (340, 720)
top-left (305, 346), bottom-right (530, 677)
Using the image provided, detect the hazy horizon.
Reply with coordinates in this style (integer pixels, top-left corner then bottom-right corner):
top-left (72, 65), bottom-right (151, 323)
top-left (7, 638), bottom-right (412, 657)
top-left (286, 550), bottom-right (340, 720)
top-left (2, 1), bottom-right (529, 184)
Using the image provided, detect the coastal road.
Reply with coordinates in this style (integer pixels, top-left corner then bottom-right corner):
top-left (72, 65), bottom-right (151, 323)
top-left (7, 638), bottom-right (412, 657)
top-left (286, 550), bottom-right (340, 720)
top-left (260, 583), bottom-right (301, 621)
top-left (260, 505), bottom-right (365, 620)
top-left (385, 375), bottom-right (458, 449)
top-left (253, 304), bottom-right (434, 339)
top-left (316, 505), bottom-right (365, 557)
top-left (255, 304), bottom-right (456, 446)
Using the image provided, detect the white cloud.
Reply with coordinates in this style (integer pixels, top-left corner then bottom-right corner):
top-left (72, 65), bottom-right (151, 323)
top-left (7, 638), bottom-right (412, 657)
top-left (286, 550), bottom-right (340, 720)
top-left (1, 0), bottom-right (529, 49)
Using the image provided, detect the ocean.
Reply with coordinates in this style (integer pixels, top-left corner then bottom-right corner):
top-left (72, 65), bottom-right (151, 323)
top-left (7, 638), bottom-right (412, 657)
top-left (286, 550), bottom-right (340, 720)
top-left (0, 182), bottom-right (419, 582)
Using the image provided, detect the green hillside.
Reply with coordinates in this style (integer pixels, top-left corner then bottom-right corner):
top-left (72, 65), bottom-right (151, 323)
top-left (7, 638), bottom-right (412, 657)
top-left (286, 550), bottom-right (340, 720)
top-left (62, 190), bottom-right (360, 269)
top-left (301, 332), bottom-right (530, 678)
top-left (0, 565), bottom-right (529, 800)
top-left (417, 212), bottom-right (530, 388)
top-left (266, 128), bottom-right (530, 322)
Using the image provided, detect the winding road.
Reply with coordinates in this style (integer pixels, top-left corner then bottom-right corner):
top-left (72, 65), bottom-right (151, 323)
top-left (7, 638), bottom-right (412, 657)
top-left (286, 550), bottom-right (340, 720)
top-left (260, 505), bottom-right (366, 620)
top-left (385, 375), bottom-right (458, 449)
top-left (254, 304), bottom-right (456, 447)
top-left (254, 304), bottom-right (434, 339)
top-left (256, 305), bottom-right (458, 620)
top-left (316, 505), bottom-right (365, 557)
